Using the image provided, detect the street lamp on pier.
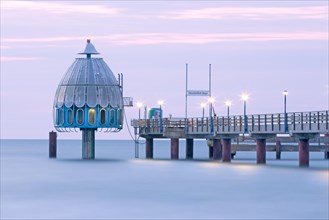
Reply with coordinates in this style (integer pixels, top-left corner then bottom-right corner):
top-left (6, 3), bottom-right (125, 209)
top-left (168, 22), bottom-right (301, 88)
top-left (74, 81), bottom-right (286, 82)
top-left (208, 97), bottom-right (215, 133)
top-left (283, 90), bottom-right (288, 133)
top-left (135, 101), bottom-right (143, 158)
top-left (158, 100), bottom-right (164, 133)
top-left (241, 93), bottom-right (249, 133)
top-left (201, 102), bottom-right (207, 118)
top-left (225, 100), bottom-right (232, 117)
top-left (136, 102), bottom-right (143, 121)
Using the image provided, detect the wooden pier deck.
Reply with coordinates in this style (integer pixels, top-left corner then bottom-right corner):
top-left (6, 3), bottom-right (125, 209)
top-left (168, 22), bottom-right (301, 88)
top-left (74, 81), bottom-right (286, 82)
top-left (131, 110), bottom-right (329, 166)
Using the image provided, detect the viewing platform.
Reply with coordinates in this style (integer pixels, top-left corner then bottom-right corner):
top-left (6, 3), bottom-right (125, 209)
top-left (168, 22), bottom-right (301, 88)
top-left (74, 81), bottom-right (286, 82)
top-left (131, 110), bottom-right (329, 166)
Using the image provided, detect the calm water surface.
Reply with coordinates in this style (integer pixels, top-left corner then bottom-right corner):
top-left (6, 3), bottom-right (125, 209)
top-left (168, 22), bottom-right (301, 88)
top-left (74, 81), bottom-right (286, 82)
top-left (1, 139), bottom-right (328, 219)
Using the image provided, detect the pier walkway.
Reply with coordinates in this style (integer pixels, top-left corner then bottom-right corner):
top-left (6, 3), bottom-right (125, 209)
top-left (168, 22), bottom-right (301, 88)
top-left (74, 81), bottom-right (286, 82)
top-left (131, 110), bottom-right (329, 167)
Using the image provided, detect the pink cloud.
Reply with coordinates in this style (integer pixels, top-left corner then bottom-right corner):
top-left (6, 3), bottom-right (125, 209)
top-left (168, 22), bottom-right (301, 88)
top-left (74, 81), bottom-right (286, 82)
top-left (1, 56), bottom-right (44, 62)
top-left (2, 1), bottom-right (120, 16)
top-left (160, 6), bottom-right (328, 20)
top-left (1, 32), bottom-right (327, 46)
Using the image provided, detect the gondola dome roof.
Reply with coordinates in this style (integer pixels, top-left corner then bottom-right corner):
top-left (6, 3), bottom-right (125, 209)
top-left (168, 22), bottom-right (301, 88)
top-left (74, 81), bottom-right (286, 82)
top-left (54, 40), bottom-right (122, 108)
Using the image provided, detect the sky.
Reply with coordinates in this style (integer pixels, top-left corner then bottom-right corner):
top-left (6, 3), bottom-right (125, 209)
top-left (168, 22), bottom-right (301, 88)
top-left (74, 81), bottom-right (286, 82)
top-left (1, 0), bottom-right (328, 140)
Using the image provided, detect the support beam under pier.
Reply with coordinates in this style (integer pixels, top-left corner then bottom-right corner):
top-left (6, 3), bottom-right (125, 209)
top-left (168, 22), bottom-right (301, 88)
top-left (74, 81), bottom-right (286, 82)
top-left (213, 139), bottom-right (221, 160)
top-left (146, 138), bottom-right (153, 159)
top-left (299, 139), bottom-right (309, 167)
top-left (171, 138), bottom-right (179, 160)
top-left (291, 133), bottom-right (319, 167)
top-left (275, 140), bottom-right (281, 160)
top-left (209, 147), bottom-right (214, 159)
top-left (250, 133), bottom-right (276, 165)
top-left (325, 152), bottom-right (329, 159)
top-left (186, 138), bottom-right (193, 159)
top-left (222, 138), bottom-right (231, 162)
top-left (256, 138), bottom-right (266, 164)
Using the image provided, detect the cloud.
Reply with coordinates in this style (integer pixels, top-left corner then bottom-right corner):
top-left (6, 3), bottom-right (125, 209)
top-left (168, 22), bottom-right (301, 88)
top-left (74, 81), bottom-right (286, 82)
top-left (113, 32), bottom-right (328, 45)
top-left (2, 32), bottom-right (327, 46)
top-left (1, 56), bottom-right (45, 62)
top-left (160, 6), bottom-right (328, 20)
top-left (2, 1), bottom-right (120, 16)
top-left (2, 36), bottom-right (84, 43)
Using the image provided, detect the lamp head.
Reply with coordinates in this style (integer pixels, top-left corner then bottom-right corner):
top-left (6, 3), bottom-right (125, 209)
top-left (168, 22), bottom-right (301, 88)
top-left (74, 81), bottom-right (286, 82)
top-left (283, 90), bottom-right (288, 96)
top-left (208, 97), bottom-right (215, 104)
top-left (225, 100), bottom-right (232, 107)
top-left (241, 93), bottom-right (249, 101)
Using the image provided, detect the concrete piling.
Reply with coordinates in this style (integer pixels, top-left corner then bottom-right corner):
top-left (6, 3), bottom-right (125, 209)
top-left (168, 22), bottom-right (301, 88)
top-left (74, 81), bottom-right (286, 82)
top-left (222, 138), bottom-right (231, 162)
top-left (82, 129), bottom-right (95, 159)
top-left (171, 138), bottom-right (179, 159)
top-left (256, 138), bottom-right (266, 164)
top-left (146, 138), bottom-right (153, 159)
top-left (213, 139), bottom-right (221, 160)
top-left (49, 131), bottom-right (57, 158)
top-left (186, 138), bottom-right (193, 159)
top-left (299, 138), bottom-right (309, 167)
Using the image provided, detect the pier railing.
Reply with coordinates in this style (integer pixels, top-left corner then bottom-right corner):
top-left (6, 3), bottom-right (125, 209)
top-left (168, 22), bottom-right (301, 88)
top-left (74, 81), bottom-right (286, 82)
top-left (131, 110), bottom-right (329, 137)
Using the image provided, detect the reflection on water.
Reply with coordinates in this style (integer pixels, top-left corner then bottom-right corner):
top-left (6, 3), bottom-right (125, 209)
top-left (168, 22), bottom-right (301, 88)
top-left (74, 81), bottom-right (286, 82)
top-left (199, 161), bottom-right (221, 169)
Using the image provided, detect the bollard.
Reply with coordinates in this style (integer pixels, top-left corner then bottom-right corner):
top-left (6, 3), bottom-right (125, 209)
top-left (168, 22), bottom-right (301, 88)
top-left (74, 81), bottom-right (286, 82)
top-left (146, 138), bottom-right (154, 159)
top-left (49, 131), bottom-right (57, 158)
top-left (186, 138), bottom-right (193, 159)
top-left (171, 138), bottom-right (179, 160)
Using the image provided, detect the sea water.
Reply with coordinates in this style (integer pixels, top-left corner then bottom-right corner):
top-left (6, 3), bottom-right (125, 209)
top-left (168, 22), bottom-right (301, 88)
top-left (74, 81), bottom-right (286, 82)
top-left (1, 139), bottom-right (328, 219)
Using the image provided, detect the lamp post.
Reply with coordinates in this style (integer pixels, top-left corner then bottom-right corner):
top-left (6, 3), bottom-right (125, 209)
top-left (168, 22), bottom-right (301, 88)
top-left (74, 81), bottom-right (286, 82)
top-left (225, 100), bottom-right (232, 117)
top-left (158, 100), bottom-right (164, 133)
top-left (283, 90), bottom-right (288, 133)
top-left (201, 103), bottom-right (206, 118)
top-left (241, 94), bottom-right (249, 133)
top-left (135, 102), bottom-right (143, 158)
top-left (144, 106), bottom-right (147, 121)
top-left (136, 102), bottom-right (143, 121)
top-left (208, 97), bottom-right (215, 133)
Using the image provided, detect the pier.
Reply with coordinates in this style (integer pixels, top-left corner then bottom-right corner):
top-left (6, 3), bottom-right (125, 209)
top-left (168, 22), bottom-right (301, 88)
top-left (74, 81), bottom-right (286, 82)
top-left (132, 110), bottom-right (329, 166)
